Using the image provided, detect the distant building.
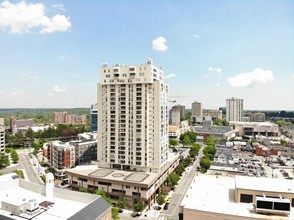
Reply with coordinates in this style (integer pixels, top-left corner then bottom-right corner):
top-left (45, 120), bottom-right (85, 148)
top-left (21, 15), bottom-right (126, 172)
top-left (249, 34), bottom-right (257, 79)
top-left (10, 117), bottom-right (34, 134)
top-left (90, 103), bottom-right (98, 132)
top-left (194, 123), bottom-right (236, 141)
top-left (0, 173), bottom-right (112, 220)
top-left (52, 112), bottom-right (86, 125)
top-left (0, 118), bottom-right (5, 153)
top-left (230, 121), bottom-right (279, 137)
top-left (170, 106), bottom-right (181, 126)
top-left (191, 101), bottom-right (202, 117)
top-left (219, 107), bottom-right (226, 114)
top-left (207, 109), bottom-right (222, 122)
top-left (250, 112), bottom-right (265, 122)
top-left (226, 97), bottom-right (243, 122)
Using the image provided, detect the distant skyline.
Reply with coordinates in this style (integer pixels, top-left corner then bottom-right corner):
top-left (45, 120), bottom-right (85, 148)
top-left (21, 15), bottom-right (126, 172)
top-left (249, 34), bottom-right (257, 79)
top-left (0, 0), bottom-right (293, 110)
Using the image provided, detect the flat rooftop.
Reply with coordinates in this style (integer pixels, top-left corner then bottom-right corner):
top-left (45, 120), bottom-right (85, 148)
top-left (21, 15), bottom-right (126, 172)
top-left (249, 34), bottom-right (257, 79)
top-left (180, 174), bottom-right (294, 219)
top-left (0, 175), bottom-right (111, 220)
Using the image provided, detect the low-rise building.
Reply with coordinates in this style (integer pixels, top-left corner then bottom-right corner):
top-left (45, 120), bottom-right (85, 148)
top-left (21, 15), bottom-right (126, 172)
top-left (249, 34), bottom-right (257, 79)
top-left (66, 152), bottom-right (180, 208)
top-left (230, 121), bottom-right (280, 137)
top-left (0, 173), bottom-right (112, 220)
top-left (179, 175), bottom-right (294, 220)
top-left (194, 124), bottom-right (236, 141)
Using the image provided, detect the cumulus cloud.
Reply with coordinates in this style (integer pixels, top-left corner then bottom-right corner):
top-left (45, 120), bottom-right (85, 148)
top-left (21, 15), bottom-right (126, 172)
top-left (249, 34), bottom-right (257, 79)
top-left (0, 1), bottom-right (71, 34)
top-left (165, 73), bottom-right (176, 79)
top-left (227, 68), bottom-right (274, 88)
top-left (47, 85), bottom-right (67, 96)
top-left (152, 36), bottom-right (168, 51)
top-left (208, 67), bottom-right (222, 74)
top-left (57, 54), bottom-right (71, 61)
top-left (20, 73), bottom-right (39, 79)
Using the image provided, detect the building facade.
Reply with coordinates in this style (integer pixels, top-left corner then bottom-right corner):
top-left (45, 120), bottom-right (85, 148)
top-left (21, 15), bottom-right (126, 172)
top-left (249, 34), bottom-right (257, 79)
top-left (47, 141), bottom-right (76, 182)
top-left (90, 103), bottom-right (98, 132)
top-left (226, 97), bottom-right (243, 122)
top-left (170, 106), bottom-right (181, 126)
top-left (191, 101), bottom-right (202, 117)
top-left (0, 118), bottom-right (5, 153)
top-left (250, 112), bottom-right (265, 122)
top-left (207, 109), bottom-right (222, 122)
top-left (70, 139), bottom-right (97, 166)
top-left (52, 112), bottom-right (86, 125)
top-left (97, 61), bottom-right (169, 173)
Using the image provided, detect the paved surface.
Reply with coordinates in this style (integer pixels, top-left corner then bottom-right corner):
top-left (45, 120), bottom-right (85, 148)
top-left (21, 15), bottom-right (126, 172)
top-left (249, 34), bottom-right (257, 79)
top-left (0, 149), bottom-right (44, 185)
top-left (119, 143), bottom-right (205, 220)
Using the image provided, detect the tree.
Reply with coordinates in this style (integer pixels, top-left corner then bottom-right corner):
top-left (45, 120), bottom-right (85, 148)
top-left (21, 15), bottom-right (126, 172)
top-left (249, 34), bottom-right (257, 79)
top-left (189, 144), bottom-right (200, 158)
top-left (133, 201), bottom-right (144, 213)
top-left (200, 157), bottom-right (211, 172)
top-left (79, 187), bottom-right (88, 193)
top-left (156, 193), bottom-right (165, 205)
top-left (175, 164), bottom-right (185, 176)
top-left (95, 189), bottom-right (112, 205)
top-left (0, 153), bottom-right (10, 168)
top-left (117, 199), bottom-right (126, 210)
top-left (167, 172), bottom-right (180, 188)
top-left (11, 149), bottom-right (19, 163)
top-left (183, 135), bottom-right (191, 146)
top-left (204, 145), bottom-right (216, 156)
top-left (169, 139), bottom-right (178, 147)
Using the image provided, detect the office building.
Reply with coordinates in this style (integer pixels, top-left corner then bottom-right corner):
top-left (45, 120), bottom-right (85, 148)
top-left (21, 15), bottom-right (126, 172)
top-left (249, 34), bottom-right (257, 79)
top-left (250, 112), bottom-right (266, 122)
top-left (226, 97), bottom-right (243, 122)
top-left (90, 103), bottom-right (98, 132)
top-left (97, 61), bottom-right (169, 173)
top-left (0, 118), bottom-right (4, 153)
top-left (0, 173), bottom-right (112, 220)
top-left (10, 117), bottom-right (34, 134)
top-left (191, 101), bottom-right (202, 117)
top-left (207, 109), bottom-right (222, 122)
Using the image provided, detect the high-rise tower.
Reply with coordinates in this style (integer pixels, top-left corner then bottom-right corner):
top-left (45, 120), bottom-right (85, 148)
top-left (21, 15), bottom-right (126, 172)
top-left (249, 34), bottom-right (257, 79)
top-left (226, 97), bottom-right (243, 122)
top-left (97, 60), bottom-right (169, 173)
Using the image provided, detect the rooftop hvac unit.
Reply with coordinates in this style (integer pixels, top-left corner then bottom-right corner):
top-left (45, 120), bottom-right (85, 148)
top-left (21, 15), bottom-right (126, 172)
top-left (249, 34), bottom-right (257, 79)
top-left (255, 196), bottom-right (291, 216)
top-left (26, 199), bottom-right (39, 212)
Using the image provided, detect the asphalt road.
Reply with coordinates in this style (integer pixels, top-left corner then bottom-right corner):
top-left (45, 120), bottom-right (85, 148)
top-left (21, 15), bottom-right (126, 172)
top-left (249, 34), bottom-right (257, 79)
top-left (0, 150), bottom-right (44, 185)
top-left (159, 143), bottom-right (205, 220)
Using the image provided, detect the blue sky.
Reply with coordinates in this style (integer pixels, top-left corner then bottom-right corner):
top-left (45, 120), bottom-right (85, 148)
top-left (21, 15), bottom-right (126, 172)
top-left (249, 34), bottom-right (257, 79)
top-left (0, 0), bottom-right (293, 110)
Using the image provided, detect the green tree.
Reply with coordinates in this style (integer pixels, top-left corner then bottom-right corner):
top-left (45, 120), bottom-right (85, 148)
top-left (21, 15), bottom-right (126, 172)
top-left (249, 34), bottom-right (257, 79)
top-left (200, 157), bottom-right (211, 172)
top-left (133, 201), bottom-right (144, 212)
top-left (79, 187), bottom-right (88, 193)
top-left (169, 139), bottom-right (178, 147)
top-left (95, 189), bottom-right (112, 205)
top-left (11, 149), bottom-right (19, 163)
top-left (117, 199), bottom-right (126, 210)
top-left (0, 153), bottom-right (10, 168)
top-left (175, 164), bottom-right (185, 176)
top-left (156, 193), bottom-right (165, 205)
top-left (26, 127), bottom-right (35, 140)
top-left (204, 145), bottom-right (216, 156)
top-left (112, 207), bottom-right (120, 220)
top-left (189, 144), bottom-right (200, 158)
top-left (167, 172), bottom-right (180, 188)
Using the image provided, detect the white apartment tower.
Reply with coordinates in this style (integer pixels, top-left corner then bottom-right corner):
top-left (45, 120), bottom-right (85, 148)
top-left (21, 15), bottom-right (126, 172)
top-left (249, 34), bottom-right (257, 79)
top-left (97, 60), bottom-right (169, 173)
top-left (0, 118), bottom-right (5, 153)
top-left (226, 97), bottom-right (244, 122)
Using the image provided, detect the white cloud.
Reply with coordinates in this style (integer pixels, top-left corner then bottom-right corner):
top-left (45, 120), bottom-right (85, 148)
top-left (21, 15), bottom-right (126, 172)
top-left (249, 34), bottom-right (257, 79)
top-left (192, 33), bottom-right (201, 39)
top-left (165, 73), bottom-right (176, 79)
top-left (57, 54), bottom-right (71, 61)
top-left (20, 73), bottom-right (39, 79)
top-left (227, 67), bottom-right (274, 88)
top-left (208, 67), bottom-right (222, 73)
top-left (0, 1), bottom-right (71, 34)
top-left (52, 4), bottom-right (66, 11)
top-left (216, 83), bottom-right (221, 87)
top-left (152, 36), bottom-right (168, 51)
top-left (47, 85), bottom-right (67, 96)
